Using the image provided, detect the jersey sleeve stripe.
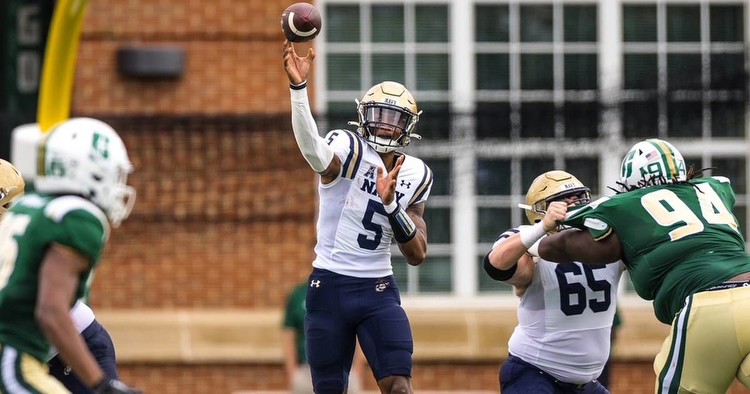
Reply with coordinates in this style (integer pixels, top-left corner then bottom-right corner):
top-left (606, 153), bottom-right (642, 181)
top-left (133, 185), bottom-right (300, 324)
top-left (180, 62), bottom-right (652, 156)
top-left (592, 228), bottom-right (612, 241)
top-left (341, 130), bottom-right (363, 179)
top-left (408, 163), bottom-right (433, 206)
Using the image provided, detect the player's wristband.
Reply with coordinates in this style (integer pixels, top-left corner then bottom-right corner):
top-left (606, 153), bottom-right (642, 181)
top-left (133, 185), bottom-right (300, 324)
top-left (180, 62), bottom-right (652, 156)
top-left (519, 222), bottom-right (546, 249)
top-left (387, 203), bottom-right (417, 243)
top-left (383, 200), bottom-right (398, 214)
top-left (290, 80), bottom-right (307, 90)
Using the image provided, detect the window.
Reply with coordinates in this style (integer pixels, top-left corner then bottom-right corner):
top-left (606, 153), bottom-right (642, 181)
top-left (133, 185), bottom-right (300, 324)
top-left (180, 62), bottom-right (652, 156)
top-left (318, 0), bottom-right (749, 299)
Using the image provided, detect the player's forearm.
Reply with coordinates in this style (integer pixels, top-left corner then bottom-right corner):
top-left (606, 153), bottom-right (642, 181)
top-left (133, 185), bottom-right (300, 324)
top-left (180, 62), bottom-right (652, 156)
top-left (398, 229), bottom-right (427, 266)
top-left (290, 85), bottom-right (334, 172)
top-left (37, 306), bottom-right (105, 387)
top-left (488, 234), bottom-right (528, 270)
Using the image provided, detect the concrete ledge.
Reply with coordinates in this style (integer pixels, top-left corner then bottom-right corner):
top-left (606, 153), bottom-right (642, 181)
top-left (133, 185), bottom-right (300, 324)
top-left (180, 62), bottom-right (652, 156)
top-left (96, 303), bottom-right (668, 364)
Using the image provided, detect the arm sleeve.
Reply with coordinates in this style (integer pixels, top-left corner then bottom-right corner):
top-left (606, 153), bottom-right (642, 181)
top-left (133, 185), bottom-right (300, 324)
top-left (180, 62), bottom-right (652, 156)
top-left (290, 87), bottom-right (335, 172)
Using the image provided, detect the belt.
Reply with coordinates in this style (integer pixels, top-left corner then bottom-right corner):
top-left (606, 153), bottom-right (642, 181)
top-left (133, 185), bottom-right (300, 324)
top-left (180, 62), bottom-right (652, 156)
top-left (705, 280), bottom-right (750, 292)
top-left (508, 354), bottom-right (593, 390)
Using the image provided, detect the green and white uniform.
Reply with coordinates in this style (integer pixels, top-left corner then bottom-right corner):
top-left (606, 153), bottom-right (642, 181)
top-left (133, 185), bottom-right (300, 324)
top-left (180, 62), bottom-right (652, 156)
top-left (0, 193), bottom-right (109, 362)
top-left (564, 176), bottom-right (750, 324)
top-left (564, 177), bottom-right (750, 393)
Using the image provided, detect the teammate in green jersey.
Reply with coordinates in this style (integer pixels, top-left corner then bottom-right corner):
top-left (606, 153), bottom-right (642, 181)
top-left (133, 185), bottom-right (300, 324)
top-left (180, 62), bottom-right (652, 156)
top-left (0, 118), bottom-right (141, 394)
top-left (533, 138), bottom-right (750, 393)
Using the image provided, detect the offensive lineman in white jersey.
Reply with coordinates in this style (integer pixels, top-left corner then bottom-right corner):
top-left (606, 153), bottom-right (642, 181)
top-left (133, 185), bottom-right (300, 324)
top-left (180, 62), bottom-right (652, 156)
top-left (484, 171), bottom-right (625, 394)
top-left (282, 41), bottom-right (432, 394)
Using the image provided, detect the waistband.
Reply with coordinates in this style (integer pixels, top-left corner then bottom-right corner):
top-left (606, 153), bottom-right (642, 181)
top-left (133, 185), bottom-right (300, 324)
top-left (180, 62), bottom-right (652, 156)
top-left (705, 280), bottom-right (750, 292)
top-left (507, 354), bottom-right (595, 390)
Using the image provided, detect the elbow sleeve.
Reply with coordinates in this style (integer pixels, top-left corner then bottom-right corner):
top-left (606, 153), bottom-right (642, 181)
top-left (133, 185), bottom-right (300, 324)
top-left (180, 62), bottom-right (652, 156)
top-left (290, 86), bottom-right (335, 172)
top-left (483, 252), bottom-right (517, 281)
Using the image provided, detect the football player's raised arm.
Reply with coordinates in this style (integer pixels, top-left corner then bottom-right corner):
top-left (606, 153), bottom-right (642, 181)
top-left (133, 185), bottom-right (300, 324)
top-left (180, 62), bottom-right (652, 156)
top-left (539, 227), bottom-right (622, 265)
top-left (283, 41), bottom-right (340, 179)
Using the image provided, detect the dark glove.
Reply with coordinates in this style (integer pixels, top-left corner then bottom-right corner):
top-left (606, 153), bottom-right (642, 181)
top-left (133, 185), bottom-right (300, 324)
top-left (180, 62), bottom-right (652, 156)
top-left (91, 379), bottom-right (143, 394)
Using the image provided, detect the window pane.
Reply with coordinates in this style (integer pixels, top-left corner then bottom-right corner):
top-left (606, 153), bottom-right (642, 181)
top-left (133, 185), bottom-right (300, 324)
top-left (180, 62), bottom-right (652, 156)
top-left (520, 102), bottom-right (555, 138)
top-left (478, 208), bottom-right (511, 243)
top-left (522, 158), bottom-right (555, 190)
top-left (416, 5), bottom-right (449, 43)
top-left (520, 5), bottom-right (554, 42)
top-left (392, 256), bottom-right (408, 290)
top-left (623, 101), bottom-right (658, 139)
top-left (711, 54), bottom-right (746, 90)
top-left (624, 54), bottom-right (658, 89)
top-left (479, 255), bottom-right (515, 292)
top-left (418, 255), bottom-right (452, 292)
top-left (477, 159), bottom-right (511, 195)
top-left (521, 54), bottom-right (554, 90)
top-left (416, 54), bottom-right (450, 91)
top-left (422, 158), bottom-right (451, 196)
top-left (712, 101), bottom-right (745, 138)
top-left (623, 5), bottom-right (657, 42)
top-left (326, 5), bottom-right (360, 43)
top-left (372, 5), bottom-right (404, 43)
top-left (667, 5), bottom-right (700, 42)
top-left (564, 5), bottom-right (597, 42)
top-left (476, 102), bottom-right (511, 140)
top-left (327, 54), bottom-right (360, 90)
top-left (712, 158), bottom-right (746, 194)
top-left (667, 101), bottom-right (702, 137)
top-left (668, 54), bottom-right (702, 90)
top-left (565, 54), bottom-right (597, 90)
top-left (564, 102), bottom-right (599, 139)
top-left (416, 101), bottom-right (450, 139)
top-left (372, 54), bottom-right (405, 85)
top-left (477, 54), bottom-right (510, 90)
top-left (424, 207), bottom-right (451, 244)
top-left (711, 5), bottom-right (744, 42)
top-left (325, 102), bottom-right (356, 131)
top-left (565, 158), bottom-right (599, 193)
top-left (475, 5), bottom-right (510, 42)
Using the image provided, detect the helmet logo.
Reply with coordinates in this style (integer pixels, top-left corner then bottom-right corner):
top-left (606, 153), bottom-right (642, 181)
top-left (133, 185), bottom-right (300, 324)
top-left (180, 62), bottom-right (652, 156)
top-left (49, 159), bottom-right (66, 177)
top-left (621, 150), bottom-right (636, 179)
top-left (384, 97), bottom-right (397, 105)
top-left (92, 132), bottom-right (111, 159)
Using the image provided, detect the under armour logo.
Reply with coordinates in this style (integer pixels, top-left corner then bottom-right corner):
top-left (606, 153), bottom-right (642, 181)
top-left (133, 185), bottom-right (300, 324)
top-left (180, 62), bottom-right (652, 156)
top-left (64, 366), bottom-right (72, 376)
top-left (400, 180), bottom-right (411, 188)
top-left (310, 280), bottom-right (321, 288)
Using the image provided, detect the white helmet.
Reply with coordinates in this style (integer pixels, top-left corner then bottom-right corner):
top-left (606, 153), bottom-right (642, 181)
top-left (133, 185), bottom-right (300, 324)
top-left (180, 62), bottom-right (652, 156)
top-left (35, 118), bottom-right (136, 227)
top-left (619, 138), bottom-right (686, 191)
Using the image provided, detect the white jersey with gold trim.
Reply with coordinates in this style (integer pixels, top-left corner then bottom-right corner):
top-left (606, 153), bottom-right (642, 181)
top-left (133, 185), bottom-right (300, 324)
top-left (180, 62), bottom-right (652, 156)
top-left (497, 226), bottom-right (625, 384)
top-left (313, 129), bottom-right (432, 278)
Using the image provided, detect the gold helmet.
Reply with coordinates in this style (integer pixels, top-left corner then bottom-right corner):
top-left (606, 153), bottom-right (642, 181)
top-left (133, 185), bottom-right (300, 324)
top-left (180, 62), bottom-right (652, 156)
top-left (524, 170), bottom-right (590, 224)
top-left (0, 159), bottom-right (25, 217)
top-left (355, 81), bottom-right (421, 153)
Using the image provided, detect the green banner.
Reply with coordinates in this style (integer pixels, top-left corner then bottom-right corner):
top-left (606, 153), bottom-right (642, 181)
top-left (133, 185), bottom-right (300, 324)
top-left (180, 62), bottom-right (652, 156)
top-left (1, 0), bottom-right (55, 158)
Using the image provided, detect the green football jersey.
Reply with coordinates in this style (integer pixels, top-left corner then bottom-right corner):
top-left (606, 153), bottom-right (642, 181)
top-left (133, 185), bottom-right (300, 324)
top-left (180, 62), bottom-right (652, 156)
top-left (0, 192), bottom-right (109, 361)
top-left (564, 177), bottom-right (750, 324)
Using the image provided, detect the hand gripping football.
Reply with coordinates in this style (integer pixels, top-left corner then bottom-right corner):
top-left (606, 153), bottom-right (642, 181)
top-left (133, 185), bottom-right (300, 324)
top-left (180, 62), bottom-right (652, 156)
top-left (281, 3), bottom-right (322, 42)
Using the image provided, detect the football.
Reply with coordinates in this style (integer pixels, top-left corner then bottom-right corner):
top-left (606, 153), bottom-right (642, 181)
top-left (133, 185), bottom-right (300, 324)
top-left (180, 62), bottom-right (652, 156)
top-left (281, 2), bottom-right (322, 42)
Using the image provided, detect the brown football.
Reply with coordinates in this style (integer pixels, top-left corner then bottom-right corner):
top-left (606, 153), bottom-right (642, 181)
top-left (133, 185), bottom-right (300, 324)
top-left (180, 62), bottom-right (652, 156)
top-left (281, 3), bottom-right (322, 43)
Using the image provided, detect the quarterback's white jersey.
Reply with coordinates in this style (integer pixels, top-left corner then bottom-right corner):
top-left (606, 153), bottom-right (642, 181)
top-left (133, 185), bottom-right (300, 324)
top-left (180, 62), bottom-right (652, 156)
top-left (496, 226), bottom-right (625, 384)
top-left (313, 129), bottom-right (433, 278)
